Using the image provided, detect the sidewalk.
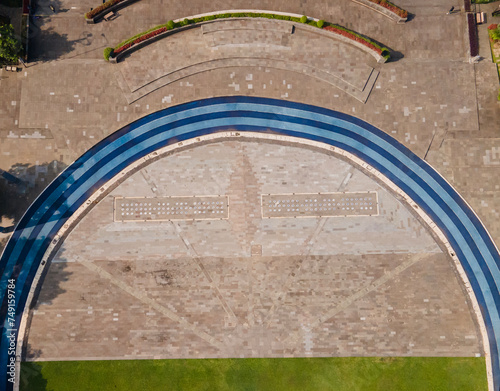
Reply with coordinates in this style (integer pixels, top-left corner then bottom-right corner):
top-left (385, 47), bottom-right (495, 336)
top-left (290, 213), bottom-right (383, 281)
top-left (475, 1), bottom-right (500, 60)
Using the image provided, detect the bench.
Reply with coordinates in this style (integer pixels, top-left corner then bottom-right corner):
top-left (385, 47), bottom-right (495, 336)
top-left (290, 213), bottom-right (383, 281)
top-left (476, 12), bottom-right (486, 24)
top-left (4, 66), bottom-right (20, 72)
top-left (104, 11), bottom-right (115, 21)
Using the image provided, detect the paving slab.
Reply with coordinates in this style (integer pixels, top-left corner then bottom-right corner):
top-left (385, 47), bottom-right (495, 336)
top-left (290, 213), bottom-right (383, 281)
top-left (0, 0), bottom-right (498, 386)
top-left (116, 23), bottom-right (376, 100)
top-left (25, 141), bottom-right (482, 361)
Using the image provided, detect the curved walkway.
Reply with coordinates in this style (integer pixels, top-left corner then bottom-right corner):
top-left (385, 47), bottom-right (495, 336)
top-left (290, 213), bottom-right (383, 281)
top-left (115, 57), bottom-right (378, 104)
top-left (0, 96), bottom-right (499, 390)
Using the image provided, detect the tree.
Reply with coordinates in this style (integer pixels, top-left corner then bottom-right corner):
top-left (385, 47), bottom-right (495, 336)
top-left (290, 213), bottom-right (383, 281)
top-left (0, 23), bottom-right (21, 64)
top-left (491, 27), bottom-right (500, 42)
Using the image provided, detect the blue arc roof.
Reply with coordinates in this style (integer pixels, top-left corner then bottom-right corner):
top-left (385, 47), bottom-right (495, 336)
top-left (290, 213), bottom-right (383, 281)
top-left (0, 96), bottom-right (498, 389)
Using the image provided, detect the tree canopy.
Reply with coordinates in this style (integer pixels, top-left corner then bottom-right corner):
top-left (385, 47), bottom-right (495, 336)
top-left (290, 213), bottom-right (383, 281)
top-left (0, 23), bottom-right (21, 63)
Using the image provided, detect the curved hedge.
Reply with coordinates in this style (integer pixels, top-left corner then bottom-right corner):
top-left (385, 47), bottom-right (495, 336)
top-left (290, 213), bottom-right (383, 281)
top-left (103, 47), bottom-right (114, 61)
top-left (366, 0), bottom-right (408, 18)
top-left (323, 25), bottom-right (388, 57)
top-left (467, 13), bottom-right (479, 57)
top-left (107, 12), bottom-right (390, 61)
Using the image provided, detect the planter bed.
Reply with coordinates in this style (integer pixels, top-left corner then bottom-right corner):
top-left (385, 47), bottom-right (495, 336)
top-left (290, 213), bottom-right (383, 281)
top-left (464, 0), bottom-right (472, 13)
top-left (467, 13), bottom-right (479, 57)
top-left (107, 11), bottom-right (391, 63)
top-left (488, 24), bottom-right (500, 101)
top-left (351, 0), bottom-right (408, 23)
top-left (85, 0), bottom-right (139, 24)
top-left (321, 25), bottom-right (386, 61)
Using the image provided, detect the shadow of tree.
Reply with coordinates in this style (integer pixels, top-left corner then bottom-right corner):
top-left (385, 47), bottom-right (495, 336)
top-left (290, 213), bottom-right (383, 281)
top-left (20, 246), bottom-right (72, 389)
top-left (0, 160), bottom-right (66, 252)
top-left (0, 12), bottom-right (9, 25)
top-left (29, 245), bottom-right (71, 308)
top-left (0, 0), bottom-right (22, 9)
top-left (28, 24), bottom-right (76, 61)
top-left (27, 0), bottom-right (92, 61)
top-left (0, 160), bottom-right (66, 220)
top-left (19, 360), bottom-right (48, 391)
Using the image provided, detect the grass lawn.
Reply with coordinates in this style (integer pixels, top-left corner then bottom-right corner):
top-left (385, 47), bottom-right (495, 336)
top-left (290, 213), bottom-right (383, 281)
top-left (21, 357), bottom-right (487, 391)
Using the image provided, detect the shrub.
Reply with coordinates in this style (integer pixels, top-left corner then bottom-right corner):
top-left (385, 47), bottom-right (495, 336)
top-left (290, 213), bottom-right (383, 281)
top-left (103, 47), bottom-right (113, 61)
top-left (317, 19), bottom-right (324, 28)
top-left (467, 13), bottom-right (479, 56)
top-left (490, 27), bottom-right (500, 42)
top-left (180, 18), bottom-right (189, 26)
top-left (488, 24), bottom-right (498, 30)
top-left (167, 20), bottom-right (174, 29)
top-left (300, 15), bottom-right (308, 23)
top-left (0, 24), bottom-right (21, 63)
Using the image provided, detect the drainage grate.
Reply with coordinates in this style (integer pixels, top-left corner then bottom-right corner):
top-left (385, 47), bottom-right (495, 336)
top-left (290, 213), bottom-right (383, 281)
top-left (261, 192), bottom-right (378, 218)
top-left (114, 195), bottom-right (229, 221)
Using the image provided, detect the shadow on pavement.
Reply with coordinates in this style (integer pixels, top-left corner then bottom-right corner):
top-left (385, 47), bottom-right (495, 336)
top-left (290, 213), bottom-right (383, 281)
top-left (28, 0), bottom-right (91, 61)
top-left (19, 360), bottom-right (48, 391)
top-left (21, 246), bottom-right (72, 389)
top-left (0, 160), bottom-right (66, 251)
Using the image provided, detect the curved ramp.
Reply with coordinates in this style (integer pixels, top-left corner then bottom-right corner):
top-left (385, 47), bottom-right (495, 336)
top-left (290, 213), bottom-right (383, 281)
top-left (115, 57), bottom-right (378, 104)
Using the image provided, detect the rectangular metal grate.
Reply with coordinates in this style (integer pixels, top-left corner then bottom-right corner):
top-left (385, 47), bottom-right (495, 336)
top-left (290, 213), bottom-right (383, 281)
top-left (261, 192), bottom-right (378, 218)
top-left (114, 195), bottom-right (229, 221)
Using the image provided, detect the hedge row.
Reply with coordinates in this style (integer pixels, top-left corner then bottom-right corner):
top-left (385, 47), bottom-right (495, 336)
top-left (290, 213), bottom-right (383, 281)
top-left (464, 0), bottom-right (472, 12)
top-left (323, 25), bottom-right (389, 58)
top-left (107, 13), bottom-right (390, 61)
top-left (467, 13), bottom-right (479, 57)
top-left (85, 0), bottom-right (126, 19)
top-left (366, 0), bottom-right (408, 18)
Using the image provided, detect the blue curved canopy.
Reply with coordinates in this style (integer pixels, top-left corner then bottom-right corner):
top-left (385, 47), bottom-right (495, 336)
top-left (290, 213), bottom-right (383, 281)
top-left (0, 96), bottom-right (498, 389)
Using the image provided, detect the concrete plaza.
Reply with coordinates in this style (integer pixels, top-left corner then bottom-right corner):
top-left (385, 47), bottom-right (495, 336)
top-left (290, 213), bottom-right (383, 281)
top-left (26, 140), bottom-right (482, 361)
top-left (0, 0), bottom-right (499, 382)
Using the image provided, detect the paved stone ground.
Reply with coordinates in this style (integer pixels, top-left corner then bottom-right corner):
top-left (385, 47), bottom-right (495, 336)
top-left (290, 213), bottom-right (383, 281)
top-left (117, 22), bottom-right (377, 99)
top-left (25, 141), bottom-right (482, 361)
top-left (0, 0), bottom-right (497, 369)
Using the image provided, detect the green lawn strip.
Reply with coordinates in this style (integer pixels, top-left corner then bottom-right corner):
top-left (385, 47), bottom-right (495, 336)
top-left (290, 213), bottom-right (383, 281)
top-left (21, 357), bottom-right (487, 391)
